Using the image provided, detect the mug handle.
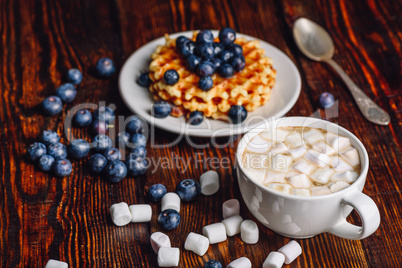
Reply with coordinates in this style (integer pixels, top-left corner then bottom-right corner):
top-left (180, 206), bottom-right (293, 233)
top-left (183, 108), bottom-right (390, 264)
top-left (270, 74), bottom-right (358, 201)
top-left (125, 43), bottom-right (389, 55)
top-left (329, 190), bottom-right (380, 240)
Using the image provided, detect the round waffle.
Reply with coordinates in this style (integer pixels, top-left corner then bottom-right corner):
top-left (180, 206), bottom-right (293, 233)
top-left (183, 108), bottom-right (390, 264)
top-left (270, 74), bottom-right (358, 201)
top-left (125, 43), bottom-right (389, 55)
top-left (148, 33), bottom-right (276, 120)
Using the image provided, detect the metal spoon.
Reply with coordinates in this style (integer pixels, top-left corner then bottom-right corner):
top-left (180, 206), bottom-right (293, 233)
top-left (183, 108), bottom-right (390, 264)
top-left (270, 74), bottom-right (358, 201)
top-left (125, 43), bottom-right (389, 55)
top-left (293, 18), bottom-right (390, 125)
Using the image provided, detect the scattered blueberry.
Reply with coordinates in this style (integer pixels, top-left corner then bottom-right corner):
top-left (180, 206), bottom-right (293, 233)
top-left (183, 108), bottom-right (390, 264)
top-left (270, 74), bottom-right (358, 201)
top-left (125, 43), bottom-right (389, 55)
top-left (218, 63), bottom-right (234, 78)
top-left (93, 106), bottom-right (115, 124)
top-left (52, 159), bottom-right (72, 177)
top-left (40, 130), bottom-right (60, 146)
top-left (67, 68), bottom-right (83, 85)
top-left (38, 155), bottom-right (55, 172)
top-left (27, 142), bottom-right (47, 162)
top-left (42, 96), bottom-right (63, 116)
top-left (56, 83), bottom-right (77, 103)
top-left (319, 92), bottom-right (335, 108)
top-left (197, 61), bottom-right (215, 77)
top-left (95, 57), bottom-right (115, 77)
top-left (175, 179), bottom-right (201, 202)
top-left (130, 133), bottom-right (147, 148)
top-left (196, 43), bottom-right (214, 59)
top-left (178, 40), bottom-right (196, 57)
top-left (129, 146), bottom-right (147, 159)
top-left (188, 111), bottom-right (204, 125)
top-left (228, 105), bottom-right (247, 124)
top-left (163, 69), bottom-right (180, 85)
top-left (116, 132), bottom-right (131, 147)
top-left (211, 58), bottom-right (222, 69)
top-left (88, 153), bottom-right (108, 173)
top-left (152, 100), bottom-right (172, 118)
top-left (198, 76), bottom-right (213, 91)
top-left (158, 209), bottom-right (181, 231)
top-left (67, 139), bottom-right (90, 159)
top-left (196, 30), bottom-right (214, 44)
top-left (47, 142), bottom-right (67, 160)
top-left (73, 109), bottom-right (93, 127)
top-left (230, 55), bottom-right (246, 72)
top-left (92, 120), bottom-right (108, 135)
top-left (148, 183), bottom-right (167, 202)
top-left (105, 160), bottom-right (127, 183)
top-left (212, 42), bottom-right (224, 55)
top-left (228, 44), bottom-right (243, 56)
top-left (103, 148), bottom-right (121, 162)
top-left (137, 72), bottom-right (152, 87)
top-left (92, 134), bottom-right (112, 152)
top-left (176, 36), bottom-right (189, 47)
top-left (218, 50), bottom-right (234, 62)
top-left (126, 157), bottom-right (148, 176)
top-left (204, 260), bottom-right (223, 268)
top-left (126, 116), bottom-right (143, 135)
top-left (219, 27), bottom-right (236, 46)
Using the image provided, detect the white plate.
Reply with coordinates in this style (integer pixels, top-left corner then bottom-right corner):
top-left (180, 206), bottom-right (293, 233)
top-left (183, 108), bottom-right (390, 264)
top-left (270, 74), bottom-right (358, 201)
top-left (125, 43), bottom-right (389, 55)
top-left (119, 31), bottom-right (301, 137)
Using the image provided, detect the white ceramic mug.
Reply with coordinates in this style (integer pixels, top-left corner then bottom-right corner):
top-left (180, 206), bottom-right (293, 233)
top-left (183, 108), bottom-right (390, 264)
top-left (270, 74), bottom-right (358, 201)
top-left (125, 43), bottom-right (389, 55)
top-left (236, 117), bottom-right (380, 239)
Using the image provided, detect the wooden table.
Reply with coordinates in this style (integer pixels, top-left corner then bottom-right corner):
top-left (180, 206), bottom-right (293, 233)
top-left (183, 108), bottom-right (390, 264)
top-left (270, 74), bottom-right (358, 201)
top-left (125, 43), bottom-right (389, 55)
top-left (1, 0), bottom-right (401, 267)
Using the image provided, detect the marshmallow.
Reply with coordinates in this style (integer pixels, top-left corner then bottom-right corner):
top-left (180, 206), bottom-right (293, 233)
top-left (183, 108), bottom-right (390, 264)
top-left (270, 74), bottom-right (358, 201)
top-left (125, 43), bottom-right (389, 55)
top-left (331, 156), bottom-right (354, 172)
top-left (202, 223), bottom-right (227, 244)
top-left (284, 132), bottom-right (303, 148)
top-left (266, 183), bottom-right (292, 194)
top-left (264, 171), bottom-right (286, 185)
top-left (302, 129), bottom-right (324, 145)
top-left (312, 141), bottom-right (336, 156)
top-left (288, 146), bottom-right (307, 159)
top-left (278, 240), bottom-right (302, 264)
top-left (326, 132), bottom-right (351, 151)
top-left (263, 252), bottom-right (285, 268)
top-left (292, 188), bottom-right (311, 196)
top-left (340, 147), bottom-right (360, 166)
top-left (270, 154), bottom-right (293, 173)
top-left (245, 153), bottom-right (270, 169)
top-left (222, 199), bottom-right (240, 219)
top-left (240, 220), bottom-right (259, 244)
top-left (150, 232), bottom-right (171, 253)
top-left (227, 257), bottom-right (252, 268)
top-left (286, 173), bottom-right (312, 188)
top-left (222, 215), bottom-right (243, 236)
top-left (292, 159), bottom-right (316, 175)
top-left (161, 192), bottom-right (181, 212)
top-left (110, 202), bottom-right (132, 226)
top-left (331, 171), bottom-right (359, 183)
top-left (246, 135), bottom-right (273, 154)
top-left (184, 232), bottom-right (209, 256)
top-left (330, 181), bottom-right (350, 192)
top-left (129, 204), bottom-right (152, 223)
top-left (260, 128), bottom-right (290, 142)
top-left (304, 150), bottom-right (331, 167)
top-left (157, 247), bottom-right (180, 267)
top-left (244, 167), bottom-right (266, 184)
top-left (200, 170), bottom-right (220, 195)
top-left (270, 143), bottom-right (289, 154)
top-left (309, 167), bottom-right (335, 184)
top-left (311, 186), bottom-right (331, 196)
top-left (45, 260), bottom-right (68, 268)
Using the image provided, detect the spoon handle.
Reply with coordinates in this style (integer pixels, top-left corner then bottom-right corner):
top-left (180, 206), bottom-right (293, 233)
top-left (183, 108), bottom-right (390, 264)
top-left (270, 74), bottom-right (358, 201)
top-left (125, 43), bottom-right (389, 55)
top-left (325, 59), bottom-right (390, 125)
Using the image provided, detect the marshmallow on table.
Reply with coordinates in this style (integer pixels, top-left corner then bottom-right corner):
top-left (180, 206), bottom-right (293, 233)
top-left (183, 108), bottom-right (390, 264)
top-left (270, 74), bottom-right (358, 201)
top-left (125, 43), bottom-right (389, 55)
top-left (184, 232), bottom-right (209, 256)
top-left (240, 220), bottom-right (259, 244)
top-left (161, 192), bottom-right (181, 212)
top-left (129, 204), bottom-right (152, 223)
top-left (222, 199), bottom-right (240, 219)
top-left (227, 257), bottom-right (252, 268)
top-left (158, 247), bottom-right (180, 267)
top-left (222, 215), bottom-right (243, 236)
top-left (110, 202), bottom-right (132, 226)
top-left (263, 252), bottom-right (285, 268)
top-left (45, 260), bottom-right (68, 268)
top-left (310, 166), bottom-right (335, 184)
top-left (331, 171), bottom-right (359, 183)
top-left (200, 170), bottom-right (220, 195)
top-left (150, 232), bottom-right (171, 253)
top-left (202, 223), bottom-right (227, 244)
top-left (330, 181), bottom-right (350, 192)
top-left (278, 240), bottom-right (302, 264)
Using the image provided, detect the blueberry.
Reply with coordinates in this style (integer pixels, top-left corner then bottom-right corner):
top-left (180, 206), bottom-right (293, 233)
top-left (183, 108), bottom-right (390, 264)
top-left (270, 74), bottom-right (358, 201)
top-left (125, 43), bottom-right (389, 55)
top-left (212, 42), bottom-right (224, 55)
top-left (211, 58), bottom-right (222, 69)
top-left (27, 142), bottom-right (47, 162)
top-left (198, 76), bottom-right (213, 91)
top-left (230, 55), bottom-right (246, 72)
top-left (52, 159), bottom-right (72, 177)
top-left (47, 142), bottom-right (67, 160)
top-left (105, 160), bottom-right (127, 183)
top-left (95, 57), bottom-right (115, 77)
top-left (176, 179), bottom-right (201, 202)
top-left (176, 36), bottom-right (189, 47)
top-left (218, 63), bottom-right (234, 78)
top-left (186, 54), bottom-right (201, 71)
top-left (92, 134), bottom-right (112, 152)
top-left (129, 146), bottom-right (147, 159)
top-left (228, 105), bottom-right (247, 124)
top-left (319, 92), bottom-right (335, 108)
top-left (67, 68), bottom-right (83, 85)
top-left (67, 139), bottom-right (90, 159)
top-left (130, 133), bottom-right (147, 149)
top-left (40, 130), bottom-right (60, 146)
top-left (137, 72), bottom-right (152, 87)
top-left (196, 30), bottom-right (214, 44)
top-left (38, 155), bottom-right (55, 172)
top-left (197, 61), bottom-right (215, 77)
top-left (147, 183), bottom-right (167, 202)
top-left (196, 43), bottom-right (214, 59)
top-left (158, 209), bottom-right (181, 231)
top-left (204, 260), bottom-right (223, 268)
top-left (116, 132), bottom-right (130, 147)
top-left (178, 40), bottom-right (196, 57)
top-left (152, 100), bottom-right (172, 118)
top-left (103, 148), bottom-right (121, 162)
top-left (126, 116), bottom-right (143, 135)
top-left (126, 157), bottom-right (148, 176)
top-left (56, 83), bottom-right (77, 103)
top-left (188, 111), bottom-right (204, 125)
top-left (73, 109), bottom-right (92, 127)
top-left (92, 120), bottom-right (108, 135)
top-left (88, 153), bottom-right (108, 173)
top-left (163, 69), bottom-right (180, 85)
top-left (218, 50), bottom-right (234, 62)
top-left (93, 106), bottom-right (115, 124)
top-left (42, 96), bottom-right (63, 116)
top-left (228, 44), bottom-right (243, 56)
top-left (219, 27), bottom-right (236, 46)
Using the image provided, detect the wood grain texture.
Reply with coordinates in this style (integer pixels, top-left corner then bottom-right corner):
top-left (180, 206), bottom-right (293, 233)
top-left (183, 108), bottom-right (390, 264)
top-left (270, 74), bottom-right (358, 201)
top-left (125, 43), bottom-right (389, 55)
top-left (1, 0), bottom-right (401, 267)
